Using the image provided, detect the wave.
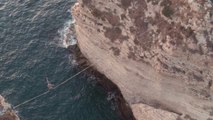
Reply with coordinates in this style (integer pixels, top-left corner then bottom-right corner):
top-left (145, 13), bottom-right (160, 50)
top-left (0, 3), bottom-right (6, 11)
top-left (58, 19), bottom-right (77, 48)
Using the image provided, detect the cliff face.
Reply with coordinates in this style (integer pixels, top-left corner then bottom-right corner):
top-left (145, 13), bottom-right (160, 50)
top-left (72, 0), bottom-right (213, 119)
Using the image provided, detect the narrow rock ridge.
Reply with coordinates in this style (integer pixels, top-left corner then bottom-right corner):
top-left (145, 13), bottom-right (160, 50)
top-left (72, 0), bottom-right (213, 119)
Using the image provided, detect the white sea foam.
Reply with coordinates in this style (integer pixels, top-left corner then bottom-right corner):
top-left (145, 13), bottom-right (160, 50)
top-left (0, 4), bottom-right (6, 11)
top-left (58, 19), bottom-right (77, 48)
top-left (69, 56), bottom-right (78, 65)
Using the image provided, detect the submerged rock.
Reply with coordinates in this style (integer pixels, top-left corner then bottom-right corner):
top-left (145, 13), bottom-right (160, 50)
top-left (72, 0), bottom-right (213, 119)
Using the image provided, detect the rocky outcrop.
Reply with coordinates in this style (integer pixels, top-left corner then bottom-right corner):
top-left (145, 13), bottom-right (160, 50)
top-left (72, 0), bottom-right (213, 119)
top-left (0, 95), bottom-right (20, 120)
top-left (131, 103), bottom-right (178, 120)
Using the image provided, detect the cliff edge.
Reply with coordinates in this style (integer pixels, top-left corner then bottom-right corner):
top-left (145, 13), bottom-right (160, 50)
top-left (72, 0), bottom-right (213, 119)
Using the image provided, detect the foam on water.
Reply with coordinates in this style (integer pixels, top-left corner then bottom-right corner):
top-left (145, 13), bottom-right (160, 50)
top-left (0, 0), bottom-right (120, 119)
top-left (58, 19), bottom-right (77, 48)
top-left (0, 4), bottom-right (6, 11)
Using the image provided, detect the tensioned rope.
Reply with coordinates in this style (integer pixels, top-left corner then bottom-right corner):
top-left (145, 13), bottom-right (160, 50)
top-left (13, 18), bottom-right (172, 110)
top-left (13, 64), bottom-right (93, 109)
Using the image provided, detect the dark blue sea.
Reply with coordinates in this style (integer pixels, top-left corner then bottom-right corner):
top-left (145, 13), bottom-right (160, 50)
top-left (0, 0), bottom-right (119, 120)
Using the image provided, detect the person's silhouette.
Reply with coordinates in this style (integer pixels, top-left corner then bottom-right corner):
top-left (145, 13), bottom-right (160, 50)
top-left (46, 77), bottom-right (54, 90)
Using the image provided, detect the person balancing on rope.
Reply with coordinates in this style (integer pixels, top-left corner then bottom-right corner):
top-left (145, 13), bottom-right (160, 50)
top-left (46, 77), bottom-right (54, 90)
top-left (13, 65), bottom-right (93, 109)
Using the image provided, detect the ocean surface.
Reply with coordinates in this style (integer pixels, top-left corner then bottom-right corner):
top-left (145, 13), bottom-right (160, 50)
top-left (0, 0), bottom-right (120, 120)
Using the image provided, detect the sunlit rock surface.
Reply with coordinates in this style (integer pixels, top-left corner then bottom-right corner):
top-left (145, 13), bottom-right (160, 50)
top-left (72, 0), bottom-right (213, 119)
top-left (131, 103), bottom-right (178, 120)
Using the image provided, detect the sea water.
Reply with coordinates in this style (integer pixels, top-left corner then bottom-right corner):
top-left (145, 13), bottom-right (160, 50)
top-left (0, 0), bottom-right (120, 120)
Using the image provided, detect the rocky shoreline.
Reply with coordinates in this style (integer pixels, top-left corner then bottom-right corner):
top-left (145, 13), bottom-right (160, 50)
top-left (0, 95), bottom-right (20, 120)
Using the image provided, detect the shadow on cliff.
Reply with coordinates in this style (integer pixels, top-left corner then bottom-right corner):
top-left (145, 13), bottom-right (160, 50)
top-left (67, 45), bottom-right (136, 120)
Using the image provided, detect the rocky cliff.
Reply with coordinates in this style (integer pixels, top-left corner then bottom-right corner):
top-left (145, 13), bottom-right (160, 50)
top-left (72, 0), bottom-right (213, 119)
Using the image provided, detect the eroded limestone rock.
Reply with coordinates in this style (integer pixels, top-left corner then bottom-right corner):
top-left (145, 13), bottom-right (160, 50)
top-left (72, 0), bottom-right (213, 119)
